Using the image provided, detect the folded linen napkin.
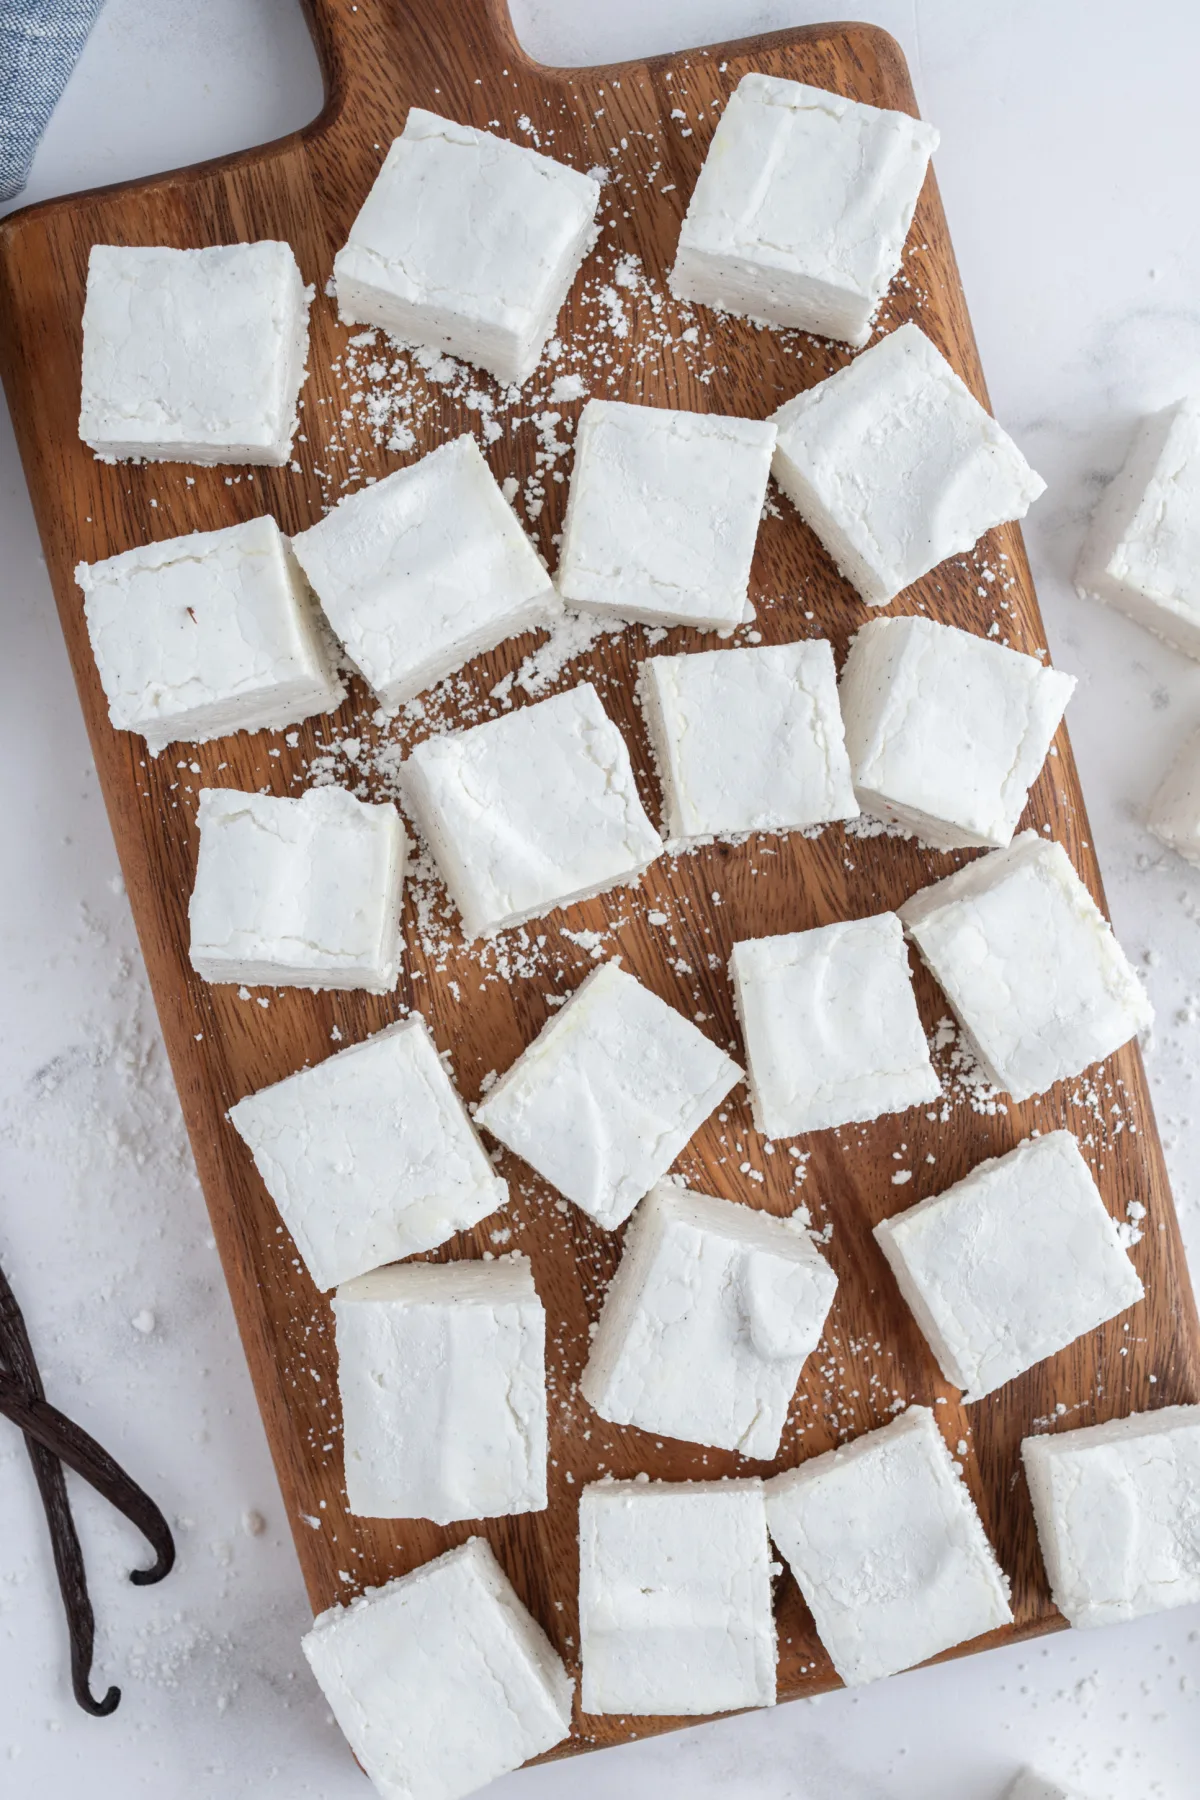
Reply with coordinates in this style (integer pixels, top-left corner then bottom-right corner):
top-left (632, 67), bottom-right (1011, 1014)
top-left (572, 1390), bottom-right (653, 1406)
top-left (0, 0), bottom-right (105, 201)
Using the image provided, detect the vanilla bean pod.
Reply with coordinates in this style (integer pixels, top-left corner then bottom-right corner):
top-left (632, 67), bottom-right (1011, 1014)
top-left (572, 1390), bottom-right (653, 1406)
top-left (0, 1257), bottom-right (175, 1714)
top-left (0, 1377), bottom-right (174, 1582)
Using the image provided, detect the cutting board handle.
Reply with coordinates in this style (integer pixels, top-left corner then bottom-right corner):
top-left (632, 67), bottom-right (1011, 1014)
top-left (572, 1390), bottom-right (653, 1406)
top-left (303, 0), bottom-right (532, 124)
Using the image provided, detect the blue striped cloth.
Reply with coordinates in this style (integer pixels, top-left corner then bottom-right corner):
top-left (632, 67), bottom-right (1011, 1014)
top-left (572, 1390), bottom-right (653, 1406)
top-left (1, 0), bottom-right (105, 201)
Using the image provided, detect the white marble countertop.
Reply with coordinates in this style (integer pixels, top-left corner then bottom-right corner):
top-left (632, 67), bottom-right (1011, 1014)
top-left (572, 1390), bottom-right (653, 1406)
top-left (1, 4), bottom-right (1197, 1796)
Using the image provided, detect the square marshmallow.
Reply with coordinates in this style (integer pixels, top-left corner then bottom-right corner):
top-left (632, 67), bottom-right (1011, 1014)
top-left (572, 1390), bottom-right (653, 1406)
top-left (670, 74), bottom-right (938, 346)
top-left (556, 401), bottom-right (776, 632)
top-left (578, 1479), bottom-right (775, 1715)
top-left (228, 1016), bottom-right (507, 1290)
top-left (874, 1132), bottom-right (1143, 1401)
top-left (730, 914), bottom-right (940, 1138)
top-left (1076, 398), bottom-right (1200, 659)
top-left (839, 616), bottom-right (1075, 850)
top-left (1022, 1406), bottom-right (1200, 1629)
top-left (772, 323), bottom-right (1045, 606)
top-left (334, 1257), bottom-right (546, 1523)
top-left (189, 786), bottom-right (406, 992)
top-left (333, 109), bottom-right (600, 385)
top-left (79, 242), bottom-right (311, 465)
top-left (581, 1180), bottom-right (837, 1458)
top-left (400, 683), bottom-right (661, 939)
top-left (290, 435), bottom-right (558, 710)
top-left (1147, 728), bottom-right (1200, 865)
top-left (76, 515), bottom-right (344, 756)
top-left (302, 1538), bottom-right (573, 1800)
top-left (899, 833), bottom-right (1152, 1102)
top-left (475, 961), bottom-right (742, 1231)
top-left (639, 640), bottom-right (858, 843)
top-left (766, 1406), bottom-right (1012, 1686)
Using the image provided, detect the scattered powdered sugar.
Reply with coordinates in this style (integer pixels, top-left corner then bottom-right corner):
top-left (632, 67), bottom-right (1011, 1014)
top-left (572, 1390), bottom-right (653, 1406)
top-left (3, 943), bottom-right (196, 1212)
top-left (0, 889), bottom-right (321, 1773)
top-left (927, 1016), bottom-right (1008, 1118)
top-left (787, 1147), bottom-right (811, 1189)
top-left (512, 609), bottom-right (621, 697)
top-left (1118, 1198), bottom-right (1148, 1247)
top-left (560, 927), bottom-right (606, 959)
top-left (844, 813), bottom-right (914, 843)
top-left (549, 372), bottom-right (588, 403)
top-left (302, 213), bottom-right (832, 527)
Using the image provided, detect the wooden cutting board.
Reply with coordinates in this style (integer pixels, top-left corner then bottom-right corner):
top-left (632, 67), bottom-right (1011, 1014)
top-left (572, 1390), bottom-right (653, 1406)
top-left (2, 0), bottom-right (1198, 1764)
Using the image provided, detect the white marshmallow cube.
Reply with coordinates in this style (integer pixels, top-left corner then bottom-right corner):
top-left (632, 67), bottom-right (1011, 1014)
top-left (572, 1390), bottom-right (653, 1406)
top-left (290, 435), bottom-right (558, 710)
top-left (899, 833), bottom-right (1152, 1102)
top-left (772, 323), bottom-right (1045, 606)
top-left (839, 616), bottom-right (1074, 850)
top-left (1022, 1406), bottom-right (1200, 1629)
top-left (578, 1478), bottom-right (776, 1715)
top-left (334, 1257), bottom-right (546, 1523)
top-left (581, 1180), bottom-right (837, 1458)
top-left (400, 682), bottom-right (661, 939)
top-left (556, 400), bottom-right (776, 632)
top-left (475, 961), bottom-right (742, 1231)
top-left (874, 1132), bottom-right (1143, 1401)
top-left (730, 914), bottom-right (939, 1138)
top-left (670, 74), bottom-right (938, 347)
top-left (79, 242), bottom-right (311, 466)
top-left (76, 515), bottom-right (344, 756)
top-left (189, 786), bottom-right (405, 992)
top-left (333, 109), bottom-right (600, 385)
top-left (639, 640), bottom-right (858, 843)
top-left (1075, 398), bottom-right (1200, 659)
top-left (766, 1406), bottom-right (1012, 1686)
top-left (302, 1538), bottom-right (573, 1800)
top-left (1147, 728), bottom-right (1200, 865)
top-left (228, 1016), bottom-right (507, 1291)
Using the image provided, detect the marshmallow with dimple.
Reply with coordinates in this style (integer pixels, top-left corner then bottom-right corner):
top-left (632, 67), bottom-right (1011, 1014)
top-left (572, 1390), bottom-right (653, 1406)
top-left (581, 1179), bottom-right (837, 1458)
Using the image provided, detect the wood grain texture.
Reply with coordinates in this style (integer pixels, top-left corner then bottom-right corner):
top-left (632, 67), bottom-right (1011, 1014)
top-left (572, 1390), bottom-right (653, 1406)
top-left (1, 0), bottom-right (1197, 1763)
